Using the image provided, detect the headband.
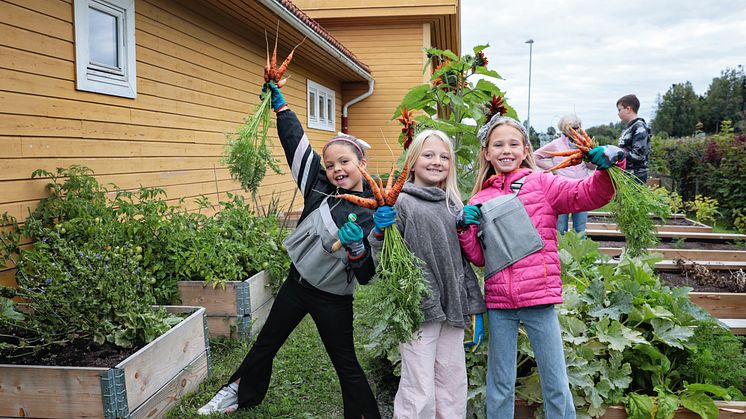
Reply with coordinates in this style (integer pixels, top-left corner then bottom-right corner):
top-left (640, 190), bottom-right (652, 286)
top-left (477, 114), bottom-right (528, 147)
top-left (322, 135), bottom-right (370, 158)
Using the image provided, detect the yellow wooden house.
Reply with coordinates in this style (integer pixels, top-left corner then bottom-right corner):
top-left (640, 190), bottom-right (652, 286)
top-left (0, 0), bottom-right (460, 287)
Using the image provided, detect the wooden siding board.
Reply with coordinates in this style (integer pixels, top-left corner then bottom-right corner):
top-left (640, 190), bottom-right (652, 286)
top-left (0, 1), bottom-right (72, 42)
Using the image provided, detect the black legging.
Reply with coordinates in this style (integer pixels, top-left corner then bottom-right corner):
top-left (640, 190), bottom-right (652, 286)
top-left (227, 277), bottom-right (381, 419)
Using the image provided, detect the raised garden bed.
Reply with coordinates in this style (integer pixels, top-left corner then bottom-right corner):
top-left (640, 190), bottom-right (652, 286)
top-left (0, 306), bottom-right (208, 419)
top-left (585, 216), bottom-right (712, 233)
top-left (178, 270), bottom-right (273, 340)
top-left (514, 399), bottom-right (746, 418)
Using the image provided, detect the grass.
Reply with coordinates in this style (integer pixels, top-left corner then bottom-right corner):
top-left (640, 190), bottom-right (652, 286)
top-left (167, 287), bottom-right (397, 418)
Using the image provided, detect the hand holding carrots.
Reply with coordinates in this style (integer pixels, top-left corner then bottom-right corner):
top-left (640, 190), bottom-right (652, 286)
top-left (373, 206), bottom-right (397, 234)
top-left (588, 145), bottom-right (625, 170)
top-left (262, 82), bottom-right (287, 112)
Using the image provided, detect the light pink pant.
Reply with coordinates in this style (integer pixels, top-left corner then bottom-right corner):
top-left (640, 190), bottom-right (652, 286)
top-left (393, 321), bottom-right (467, 419)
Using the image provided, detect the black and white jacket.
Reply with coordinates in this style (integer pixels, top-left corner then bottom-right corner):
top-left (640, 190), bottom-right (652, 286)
top-left (276, 109), bottom-right (377, 290)
top-left (617, 117), bottom-right (651, 174)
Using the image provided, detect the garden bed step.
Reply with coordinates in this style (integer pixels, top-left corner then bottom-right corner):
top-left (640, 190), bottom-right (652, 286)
top-left (600, 247), bottom-right (746, 262)
top-left (585, 222), bottom-right (712, 233)
top-left (589, 211), bottom-right (689, 219)
top-left (603, 258), bottom-right (746, 271)
top-left (587, 229), bottom-right (746, 242)
top-left (689, 292), bottom-right (746, 319)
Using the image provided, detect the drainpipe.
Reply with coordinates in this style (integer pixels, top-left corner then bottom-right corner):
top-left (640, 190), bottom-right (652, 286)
top-left (342, 79), bottom-right (375, 134)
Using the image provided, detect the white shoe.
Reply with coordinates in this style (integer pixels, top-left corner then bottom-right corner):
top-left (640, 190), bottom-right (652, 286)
top-left (197, 384), bottom-right (239, 415)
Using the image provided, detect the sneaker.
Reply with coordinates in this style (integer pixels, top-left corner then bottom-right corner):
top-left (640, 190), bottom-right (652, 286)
top-left (197, 384), bottom-right (239, 415)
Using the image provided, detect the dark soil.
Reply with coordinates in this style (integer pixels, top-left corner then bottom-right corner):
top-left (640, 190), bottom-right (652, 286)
top-left (596, 240), bottom-right (745, 251)
top-left (588, 216), bottom-right (699, 226)
top-left (660, 269), bottom-right (746, 293)
top-left (0, 328), bottom-right (142, 367)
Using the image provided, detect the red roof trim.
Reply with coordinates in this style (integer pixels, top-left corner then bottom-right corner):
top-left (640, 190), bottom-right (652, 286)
top-left (275, 0), bottom-right (371, 75)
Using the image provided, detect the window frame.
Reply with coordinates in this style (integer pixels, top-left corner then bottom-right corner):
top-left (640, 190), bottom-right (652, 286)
top-left (74, 0), bottom-right (137, 98)
top-left (307, 80), bottom-right (335, 131)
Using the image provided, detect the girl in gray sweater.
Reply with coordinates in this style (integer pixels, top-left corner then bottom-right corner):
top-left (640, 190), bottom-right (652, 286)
top-left (369, 129), bottom-right (486, 418)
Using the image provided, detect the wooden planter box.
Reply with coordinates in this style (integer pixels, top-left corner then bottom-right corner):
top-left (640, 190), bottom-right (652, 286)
top-left (689, 292), bottom-right (746, 335)
top-left (178, 270), bottom-right (274, 340)
top-left (515, 399), bottom-right (746, 418)
top-left (0, 306), bottom-right (209, 419)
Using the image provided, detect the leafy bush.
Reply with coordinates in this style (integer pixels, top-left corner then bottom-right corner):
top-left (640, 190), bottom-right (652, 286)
top-left (1, 219), bottom-right (177, 352)
top-left (685, 195), bottom-right (721, 226)
top-left (678, 322), bottom-right (746, 395)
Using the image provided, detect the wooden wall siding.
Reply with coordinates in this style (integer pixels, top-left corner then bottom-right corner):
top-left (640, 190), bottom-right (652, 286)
top-left (294, 0), bottom-right (458, 19)
top-left (0, 0), bottom-right (358, 286)
top-left (321, 22), bottom-right (427, 169)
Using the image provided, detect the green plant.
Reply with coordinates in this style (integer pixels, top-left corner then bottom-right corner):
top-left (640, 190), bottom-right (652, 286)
top-left (686, 195), bottom-right (721, 226)
top-left (222, 90), bottom-right (283, 197)
top-left (678, 322), bottom-right (746, 395)
top-left (671, 237), bottom-right (687, 249)
top-left (651, 185), bottom-right (684, 215)
top-left (393, 45), bottom-right (517, 197)
top-left (732, 208), bottom-right (746, 233)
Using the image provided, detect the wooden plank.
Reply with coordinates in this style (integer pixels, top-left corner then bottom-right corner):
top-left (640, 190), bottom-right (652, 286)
top-left (177, 281), bottom-right (242, 316)
top-left (602, 259), bottom-right (746, 271)
top-left (129, 350), bottom-right (209, 419)
top-left (586, 229), bottom-right (746, 242)
top-left (4, 136), bottom-right (224, 159)
top-left (0, 269), bottom-right (17, 288)
top-left (599, 248), bottom-right (746, 263)
top-left (117, 306), bottom-right (206, 412)
top-left (586, 222), bottom-right (712, 233)
top-left (247, 270), bottom-right (273, 311)
top-left (720, 319), bottom-right (746, 335)
top-left (206, 315), bottom-right (249, 339)
top-left (0, 2), bottom-right (72, 43)
top-left (689, 292), bottom-right (746, 319)
top-left (0, 365), bottom-right (107, 418)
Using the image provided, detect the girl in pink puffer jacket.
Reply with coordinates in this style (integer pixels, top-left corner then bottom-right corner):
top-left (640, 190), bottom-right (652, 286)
top-left (458, 114), bottom-right (624, 418)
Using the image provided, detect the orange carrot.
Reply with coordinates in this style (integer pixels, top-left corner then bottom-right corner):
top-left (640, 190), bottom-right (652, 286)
top-left (385, 165), bottom-right (396, 195)
top-left (357, 165), bottom-right (385, 206)
top-left (275, 37), bottom-right (306, 80)
top-left (546, 157), bottom-right (582, 172)
top-left (270, 21), bottom-right (279, 76)
top-left (385, 162), bottom-right (409, 206)
top-left (544, 150), bottom-right (583, 157)
top-left (377, 176), bottom-right (385, 194)
top-left (336, 194), bottom-right (379, 209)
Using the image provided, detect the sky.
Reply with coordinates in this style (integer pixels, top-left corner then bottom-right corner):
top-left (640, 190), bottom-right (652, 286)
top-left (460, 0), bottom-right (746, 132)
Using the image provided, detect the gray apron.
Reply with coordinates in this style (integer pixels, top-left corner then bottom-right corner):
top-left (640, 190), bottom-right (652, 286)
top-left (282, 198), bottom-right (355, 295)
top-left (477, 177), bottom-right (544, 278)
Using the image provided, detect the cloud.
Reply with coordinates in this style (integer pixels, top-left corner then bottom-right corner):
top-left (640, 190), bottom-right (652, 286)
top-left (461, 0), bottom-right (746, 131)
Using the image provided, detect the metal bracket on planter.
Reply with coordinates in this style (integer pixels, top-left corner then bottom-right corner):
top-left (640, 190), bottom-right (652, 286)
top-left (100, 367), bottom-right (129, 419)
top-left (236, 282), bottom-right (249, 316)
top-left (203, 314), bottom-right (212, 374)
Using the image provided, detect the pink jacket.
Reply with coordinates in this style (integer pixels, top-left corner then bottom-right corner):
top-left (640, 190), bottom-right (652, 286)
top-left (459, 167), bottom-right (616, 309)
top-left (534, 135), bottom-right (596, 179)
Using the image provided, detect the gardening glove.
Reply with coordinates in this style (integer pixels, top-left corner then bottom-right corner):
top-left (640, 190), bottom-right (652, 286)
top-left (457, 205), bottom-right (481, 229)
top-left (373, 205), bottom-right (397, 235)
top-left (338, 220), bottom-right (365, 258)
top-left (588, 145), bottom-right (625, 170)
top-left (262, 82), bottom-right (287, 112)
top-left (464, 313), bottom-right (485, 352)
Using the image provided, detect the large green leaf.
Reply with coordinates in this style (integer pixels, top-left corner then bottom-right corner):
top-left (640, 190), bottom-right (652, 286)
top-left (596, 318), bottom-right (646, 351)
top-left (625, 393), bottom-right (654, 419)
top-left (680, 392), bottom-right (718, 419)
top-left (651, 318), bottom-right (694, 349)
top-left (474, 66), bottom-right (503, 80)
top-left (654, 392), bottom-right (679, 419)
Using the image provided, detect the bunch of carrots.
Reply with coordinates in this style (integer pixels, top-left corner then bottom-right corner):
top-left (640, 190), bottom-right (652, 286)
top-left (335, 164), bottom-right (430, 349)
top-left (222, 24), bottom-right (304, 197)
top-left (544, 128), bottom-right (669, 256)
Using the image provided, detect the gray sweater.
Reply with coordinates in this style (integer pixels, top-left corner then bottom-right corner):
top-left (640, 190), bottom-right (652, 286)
top-left (369, 182), bottom-right (486, 328)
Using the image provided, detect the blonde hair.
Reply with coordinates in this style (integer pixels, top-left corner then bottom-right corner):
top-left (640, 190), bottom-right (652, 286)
top-left (404, 129), bottom-right (464, 212)
top-left (557, 114), bottom-right (582, 136)
top-left (471, 118), bottom-right (538, 195)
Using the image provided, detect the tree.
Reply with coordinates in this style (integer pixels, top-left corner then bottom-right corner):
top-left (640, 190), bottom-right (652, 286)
top-left (546, 126), bottom-right (557, 137)
top-left (699, 66), bottom-right (745, 133)
top-left (651, 82), bottom-right (699, 137)
top-left (586, 122), bottom-right (625, 145)
top-left (394, 45), bottom-right (517, 196)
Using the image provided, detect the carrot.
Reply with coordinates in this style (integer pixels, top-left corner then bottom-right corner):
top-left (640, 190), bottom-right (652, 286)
top-left (544, 150), bottom-right (583, 157)
top-left (270, 21), bottom-right (279, 77)
top-left (336, 194), bottom-right (379, 209)
top-left (385, 165), bottom-right (396, 195)
top-left (264, 31), bottom-right (272, 82)
top-left (546, 158), bottom-right (582, 172)
top-left (385, 162), bottom-right (409, 206)
top-left (275, 37), bottom-right (306, 80)
top-left (358, 165), bottom-right (385, 207)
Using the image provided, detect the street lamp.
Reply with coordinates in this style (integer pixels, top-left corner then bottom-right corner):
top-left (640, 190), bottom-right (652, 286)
top-left (525, 39), bottom-right (534, 136)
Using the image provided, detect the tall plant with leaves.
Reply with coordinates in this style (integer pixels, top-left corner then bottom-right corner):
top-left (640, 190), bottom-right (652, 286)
top-left (393, 45), bottom-right (517, 196)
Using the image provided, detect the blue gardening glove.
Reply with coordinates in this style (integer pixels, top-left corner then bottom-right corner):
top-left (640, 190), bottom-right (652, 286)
top-left (262, 82), bottom-right (287, 112)
top-left (588, 145), bottom-right (625, 170)
top-left (464, 313), bottom-right (485, 352)
top-left (457, 205), bottom-right (481, 229)
top-left (373, 205), bottom-right (397, 235)
top-left (338, 220), bottom-right (365, 257)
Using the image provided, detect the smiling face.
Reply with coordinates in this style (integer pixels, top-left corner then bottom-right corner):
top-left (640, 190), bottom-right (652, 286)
top-left (411, 135), bottom-right (451, 188)
top-left (484, 124), bottom-right (529, 174)
top-left (323, 142), bottom-right (366, 191)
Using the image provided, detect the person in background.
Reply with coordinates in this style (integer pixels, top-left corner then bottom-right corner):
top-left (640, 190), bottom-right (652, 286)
top-left (197, 82), bottom-right (382, 418)
top-left (534, 114), bottom-right (596, 237)
top-left (616, 94), bottom-right (651, 183)
top-left (369, 129), bottom-right (487, 418)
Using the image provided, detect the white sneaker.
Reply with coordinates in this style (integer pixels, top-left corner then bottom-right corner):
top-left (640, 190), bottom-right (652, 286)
top-left (197, 384), bottom-right (239, 415)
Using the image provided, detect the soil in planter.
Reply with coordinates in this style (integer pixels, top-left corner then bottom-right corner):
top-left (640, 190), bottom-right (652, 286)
top-left (0, 330), bottom-right (142, 367)
top-left (588, 216), bottom-right (699, 226)
top-left (659, 262), bottom-right (746, 293)
top-left (596, 239), bottom-right (745, 251)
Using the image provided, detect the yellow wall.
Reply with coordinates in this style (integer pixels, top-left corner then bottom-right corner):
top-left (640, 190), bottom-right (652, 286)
top-left (0, 0), bottom-right (355, 286)
top-left (324, 22), bottom-right (431, 173)
top-left (293, 0), bottom-right (457, 19)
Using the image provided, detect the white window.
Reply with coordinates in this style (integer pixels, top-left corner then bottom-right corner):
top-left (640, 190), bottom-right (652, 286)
top-left (307, 80), bottom-right (335, 131)
top-left (74, 0), bottom-right (136, 98)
